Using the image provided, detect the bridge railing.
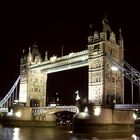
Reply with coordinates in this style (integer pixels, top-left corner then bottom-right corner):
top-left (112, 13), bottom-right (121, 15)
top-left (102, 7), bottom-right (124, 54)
top-left (115, 104), bottom-right (140, 110)
top-left (32, 106), bottom-right (77, 116)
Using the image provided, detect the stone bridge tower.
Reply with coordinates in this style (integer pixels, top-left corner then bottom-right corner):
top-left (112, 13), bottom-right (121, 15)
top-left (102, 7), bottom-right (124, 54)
top-left (88, 17), bottom-right (124, 106)
top-left (19, 43), bottom-right (47, 107)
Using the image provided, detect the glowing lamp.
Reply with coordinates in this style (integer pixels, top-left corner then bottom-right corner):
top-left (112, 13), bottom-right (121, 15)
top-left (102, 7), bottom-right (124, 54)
top-left (15, 111), bottom-right (22, 118)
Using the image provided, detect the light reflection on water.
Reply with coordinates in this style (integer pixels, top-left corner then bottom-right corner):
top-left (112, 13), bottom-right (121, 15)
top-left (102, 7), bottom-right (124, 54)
top-left (0, 125), bottom-right (140, 140)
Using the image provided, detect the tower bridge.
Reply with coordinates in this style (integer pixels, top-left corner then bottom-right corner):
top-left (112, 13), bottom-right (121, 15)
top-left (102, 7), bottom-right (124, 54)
top-left (1, 17), bottom-right (140, 120)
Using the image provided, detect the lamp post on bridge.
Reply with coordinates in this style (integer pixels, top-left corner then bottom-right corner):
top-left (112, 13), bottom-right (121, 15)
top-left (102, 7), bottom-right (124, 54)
top-left (111, 66), bottom-right (118, 104)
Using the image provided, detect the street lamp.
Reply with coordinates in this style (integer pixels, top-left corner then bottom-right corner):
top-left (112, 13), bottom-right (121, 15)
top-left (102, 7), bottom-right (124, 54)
top-left (111, 66), bottom-right (118, 104)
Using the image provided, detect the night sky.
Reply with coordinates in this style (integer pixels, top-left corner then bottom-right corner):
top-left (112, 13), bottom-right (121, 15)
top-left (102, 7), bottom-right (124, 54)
top-left (0, 1), bottom-right (140, 104)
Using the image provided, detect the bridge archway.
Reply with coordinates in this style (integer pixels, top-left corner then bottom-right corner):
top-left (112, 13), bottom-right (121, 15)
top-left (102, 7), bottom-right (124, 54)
top-left (106, 92), bottom-right (122, 105)
top-left (30, 99), bottom-right (40, 107)
top-left (47, 67), bottom-right (88, 106)
top-left (106, 93), bottom-right (114, 105)
top-left (55, 111), bottom-right (75, 126)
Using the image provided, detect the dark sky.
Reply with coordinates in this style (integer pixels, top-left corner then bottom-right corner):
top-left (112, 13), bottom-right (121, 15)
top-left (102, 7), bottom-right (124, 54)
top-left (0, 1), bottom-right (140, 104)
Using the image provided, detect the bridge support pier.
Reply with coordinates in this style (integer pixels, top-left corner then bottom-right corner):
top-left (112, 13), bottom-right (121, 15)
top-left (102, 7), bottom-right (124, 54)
top-left (2, 106), bottom-right (56, 127)
top-left (73, 103), bottom-right (135, 135)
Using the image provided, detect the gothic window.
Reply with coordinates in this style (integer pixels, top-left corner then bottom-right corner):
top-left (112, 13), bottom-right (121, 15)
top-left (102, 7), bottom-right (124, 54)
top-left (107, 63), bottom-right (109, 69)
top-left (118, 77), bottom-right (121, 83)
top-left (35, 78), bottom-right (38, 82)
top-left (96, 78), bottom-right (98, 82)
top-left (112, 49), bottom-right (115, 57)
top-left (96, 63), bottom-right (98, 68)
top-left (112, 77), bottom-right (115, 83)
top-left (34, 88), bottom-right (38, 92)
top-left (110, 49), bottom-right (112, 55)
top-left (99, 77), bottom-right (101, 82)
top-left (93, 44), bottom-right (100, 51)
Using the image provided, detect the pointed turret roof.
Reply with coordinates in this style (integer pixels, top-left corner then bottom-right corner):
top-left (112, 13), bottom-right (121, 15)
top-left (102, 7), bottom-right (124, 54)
top-left (102, 15), bottom-right (111, 32)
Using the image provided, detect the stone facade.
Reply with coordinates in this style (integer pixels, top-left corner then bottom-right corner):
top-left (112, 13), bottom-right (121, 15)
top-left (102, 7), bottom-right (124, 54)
top-left (88, 19), bottom-right (124, 105)
top-left (19, 43), bottom-right (47, 107)
top-left (19, 17), bottom-right (124, 107)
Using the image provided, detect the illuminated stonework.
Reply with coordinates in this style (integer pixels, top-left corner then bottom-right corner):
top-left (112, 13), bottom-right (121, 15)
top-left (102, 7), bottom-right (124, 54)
top-left (19, 18), bottom-right (124, 107)
top-left (88, 18), bottom-right (124, 105)
top-left (50, 55), bottom-right (57, 63)
top-left (19, 43), bottom-right (47, 107)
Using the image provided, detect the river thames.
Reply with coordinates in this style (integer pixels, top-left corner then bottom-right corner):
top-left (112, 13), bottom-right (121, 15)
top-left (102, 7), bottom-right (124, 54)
top-left (0, 124), bottom-right (140, 140)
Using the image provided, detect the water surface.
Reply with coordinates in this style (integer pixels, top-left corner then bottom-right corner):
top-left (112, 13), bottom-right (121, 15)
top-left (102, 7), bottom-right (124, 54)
top-left (0, 124), bottom-right (140, 140)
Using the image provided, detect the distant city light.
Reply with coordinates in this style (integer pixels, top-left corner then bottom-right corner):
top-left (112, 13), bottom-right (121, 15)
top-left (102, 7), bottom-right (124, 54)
top-left (132, 134), bottom-right (137, 140)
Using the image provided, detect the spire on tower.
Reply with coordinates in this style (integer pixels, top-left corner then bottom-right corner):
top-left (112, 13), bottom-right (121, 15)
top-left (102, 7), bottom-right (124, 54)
top-left (118, 28), bottom-right (124, 47)
top-left (61, 44), bottom-right (64, 57)
top-left (21, 49), bottom-right (26, 63)
top-left (102, 15), bottom-right (111, 32)
top-left (89, 23), bottom-right (94, 36)
top-left (88, 24), bottom-right (94, 44)
top-left (32, 42), bottom-right (42, 62)
top-left (119, 28), bottom-right (123, 40)
top-left (44, 51), bottom-right (48, 61)
top-left (27, 46), bottom-right (33, 64)
top-left (22, 49), bottom-right (25, 59)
